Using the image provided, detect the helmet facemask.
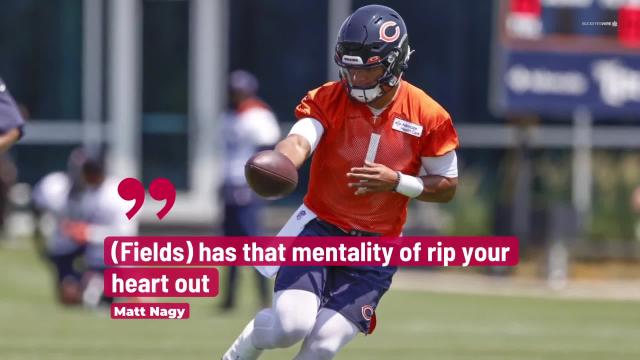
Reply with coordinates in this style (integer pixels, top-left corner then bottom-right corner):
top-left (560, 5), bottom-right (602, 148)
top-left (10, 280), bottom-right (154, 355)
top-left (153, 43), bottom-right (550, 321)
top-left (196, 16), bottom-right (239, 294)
top-left (336, 34), bottom-right (412, 104)
top-left (338, 64), bottom-right (387, 103)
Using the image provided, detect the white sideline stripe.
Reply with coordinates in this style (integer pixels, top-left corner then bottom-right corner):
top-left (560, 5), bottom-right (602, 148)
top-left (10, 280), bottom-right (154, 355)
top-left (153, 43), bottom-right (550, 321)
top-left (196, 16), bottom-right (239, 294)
top-left (254, 203), bottom-right (317, 278)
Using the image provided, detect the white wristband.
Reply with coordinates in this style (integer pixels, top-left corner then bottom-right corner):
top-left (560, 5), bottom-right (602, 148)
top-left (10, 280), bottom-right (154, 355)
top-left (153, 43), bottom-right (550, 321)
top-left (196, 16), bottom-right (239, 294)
top-left (395, 172), bottom-right (424, 198)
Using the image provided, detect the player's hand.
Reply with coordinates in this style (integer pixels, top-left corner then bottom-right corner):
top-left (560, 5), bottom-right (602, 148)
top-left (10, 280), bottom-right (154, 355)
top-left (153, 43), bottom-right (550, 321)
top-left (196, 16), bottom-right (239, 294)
top-left (346, 161), bottom-right (398, 195)
top-left (62, 220), bottom-right (89, 245)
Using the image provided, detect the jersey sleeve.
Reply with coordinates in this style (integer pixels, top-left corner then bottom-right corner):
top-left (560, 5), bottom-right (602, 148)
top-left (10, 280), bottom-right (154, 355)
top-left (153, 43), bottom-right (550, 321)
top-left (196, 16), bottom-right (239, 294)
top-left (294, 83), bottom-right (343, 130)
top-left (289, 117), bottom-right (324, 153)
top-left (295, 94), bottom-right (328, 128)
top-left (421, 151), bottom-right (458, 178)
top-left (420, 111), bottom-right (459, 157)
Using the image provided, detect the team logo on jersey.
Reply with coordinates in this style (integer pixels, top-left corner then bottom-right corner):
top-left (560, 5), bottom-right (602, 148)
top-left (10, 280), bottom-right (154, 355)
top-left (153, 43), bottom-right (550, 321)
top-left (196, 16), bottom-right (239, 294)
top-left (379, 21), bottom-right (400, 43)
top-left (392, 118), bottom-right (423, 137)
top-left (296, 210), bottom-right (307, 221)
top-left (361, 304), bottom-right (375, 321)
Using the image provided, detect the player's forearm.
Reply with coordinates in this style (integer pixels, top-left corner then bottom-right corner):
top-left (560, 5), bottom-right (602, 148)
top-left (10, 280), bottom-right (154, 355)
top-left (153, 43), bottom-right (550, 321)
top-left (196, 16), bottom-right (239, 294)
top-left (274, 134), bottom-right (311, 169)
top-left (415, 175), bottom-right (457, 203)
top-left (0, 128), bottom-right (21, 154)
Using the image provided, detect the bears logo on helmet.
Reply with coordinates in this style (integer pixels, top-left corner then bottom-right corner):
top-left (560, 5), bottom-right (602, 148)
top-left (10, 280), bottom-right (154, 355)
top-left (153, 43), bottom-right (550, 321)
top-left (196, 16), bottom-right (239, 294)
top-left (379, 21), bottom-right (400, 43)
top-left (334, 5), bottom-right (413, 103)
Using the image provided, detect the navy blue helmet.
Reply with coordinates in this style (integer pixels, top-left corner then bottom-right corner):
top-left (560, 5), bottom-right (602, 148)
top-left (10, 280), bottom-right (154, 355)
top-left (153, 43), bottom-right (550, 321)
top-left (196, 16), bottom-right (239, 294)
top-left (334, 5), bottom-right (412, 103)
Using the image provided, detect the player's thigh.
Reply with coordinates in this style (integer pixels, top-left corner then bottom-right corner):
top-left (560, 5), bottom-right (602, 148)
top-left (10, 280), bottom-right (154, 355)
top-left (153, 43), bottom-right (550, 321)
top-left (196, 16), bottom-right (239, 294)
top-left (272, 288), bottom-right (320, 332)
top-left (274, 218), bottom-right (332, 297)
top-left (295, 308), bottom-right (358, 360)
top-left (274, 266), bottom-right (327, 300)
top-left (323, 266), bottom-right (396, 334)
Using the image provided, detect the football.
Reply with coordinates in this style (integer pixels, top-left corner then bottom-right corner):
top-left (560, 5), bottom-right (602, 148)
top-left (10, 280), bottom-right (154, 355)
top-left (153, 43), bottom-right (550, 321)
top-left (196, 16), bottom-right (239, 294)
top-left (244, 150), bottom-right (298, 199)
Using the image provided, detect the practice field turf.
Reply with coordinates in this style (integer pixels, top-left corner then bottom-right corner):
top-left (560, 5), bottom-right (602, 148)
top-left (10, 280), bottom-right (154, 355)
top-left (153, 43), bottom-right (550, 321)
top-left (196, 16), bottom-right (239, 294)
top-left (1, 244), bottom-right (639, 360)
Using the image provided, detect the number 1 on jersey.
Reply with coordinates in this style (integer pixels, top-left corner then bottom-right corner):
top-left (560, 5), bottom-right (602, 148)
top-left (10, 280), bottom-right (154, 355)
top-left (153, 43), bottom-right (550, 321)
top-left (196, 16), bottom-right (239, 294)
top-left (365, 133), bottom-right (381, 163)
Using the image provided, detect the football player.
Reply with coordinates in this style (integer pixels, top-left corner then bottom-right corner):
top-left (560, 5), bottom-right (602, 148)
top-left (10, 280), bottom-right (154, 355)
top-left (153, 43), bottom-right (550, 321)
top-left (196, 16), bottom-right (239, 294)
top-left (223, 5), bottom-right (459, 360)
top-left (0, 77), bottom-right (24, 153)
top-left (220, 70), bottom-right (281, 310)
top-left (33, 149), bottom-right (138, 306)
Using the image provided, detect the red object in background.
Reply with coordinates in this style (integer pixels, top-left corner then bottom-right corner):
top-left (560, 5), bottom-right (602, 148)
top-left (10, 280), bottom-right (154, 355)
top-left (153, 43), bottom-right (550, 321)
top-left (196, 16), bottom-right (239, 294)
top-left (510, 0), bottom-right (541, 16)
top-left (62, 220), bottom-right (89, 244)
top-left (507, 0), bottom-right (542, 39)
top-left (619, 4), bottom-right (640, 47)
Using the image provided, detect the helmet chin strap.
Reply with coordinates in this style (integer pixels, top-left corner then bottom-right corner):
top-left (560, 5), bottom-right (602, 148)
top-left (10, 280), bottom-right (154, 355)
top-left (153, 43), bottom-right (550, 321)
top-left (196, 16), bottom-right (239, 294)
top-left (339, 63), bottom-right (403, 104)
top-left (349, 84), bottom-right (384, 103)
top-left (350, 72), bottom-right (404, 104)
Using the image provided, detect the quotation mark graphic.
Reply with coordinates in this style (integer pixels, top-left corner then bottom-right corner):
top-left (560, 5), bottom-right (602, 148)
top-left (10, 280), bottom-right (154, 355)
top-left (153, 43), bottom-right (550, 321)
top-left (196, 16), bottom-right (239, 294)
top-left (149, 178), bottom-right (176, 220)
top-left (117, 178), bottom-right (176, 220)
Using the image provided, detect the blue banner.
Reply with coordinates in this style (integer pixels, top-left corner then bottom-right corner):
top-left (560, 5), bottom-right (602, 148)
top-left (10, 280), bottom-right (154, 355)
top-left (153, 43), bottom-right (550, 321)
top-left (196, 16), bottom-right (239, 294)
top-left (494, 49), bottom-right (640, 117)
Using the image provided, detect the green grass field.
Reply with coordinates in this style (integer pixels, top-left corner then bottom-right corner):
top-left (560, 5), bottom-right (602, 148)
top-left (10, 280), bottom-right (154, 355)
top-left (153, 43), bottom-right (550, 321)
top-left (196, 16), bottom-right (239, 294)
top-left (1, 244), bottom-right (640, 360)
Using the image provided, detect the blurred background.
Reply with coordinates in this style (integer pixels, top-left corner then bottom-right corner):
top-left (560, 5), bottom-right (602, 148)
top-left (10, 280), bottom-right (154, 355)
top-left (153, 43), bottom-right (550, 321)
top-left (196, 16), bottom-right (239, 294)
top-left (1, 0), bottom-right (640, 359)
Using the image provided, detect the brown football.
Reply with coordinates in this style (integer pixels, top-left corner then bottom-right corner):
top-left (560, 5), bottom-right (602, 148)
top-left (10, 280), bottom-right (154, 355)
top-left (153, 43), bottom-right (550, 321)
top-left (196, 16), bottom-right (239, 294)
top-left (245, 150), bottom-right (298, 199)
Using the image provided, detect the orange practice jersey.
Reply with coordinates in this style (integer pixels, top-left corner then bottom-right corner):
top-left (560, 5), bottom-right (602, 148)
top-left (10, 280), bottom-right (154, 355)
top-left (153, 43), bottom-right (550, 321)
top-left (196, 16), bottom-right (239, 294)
top-left (294, 80), bottom-right (459, 236)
